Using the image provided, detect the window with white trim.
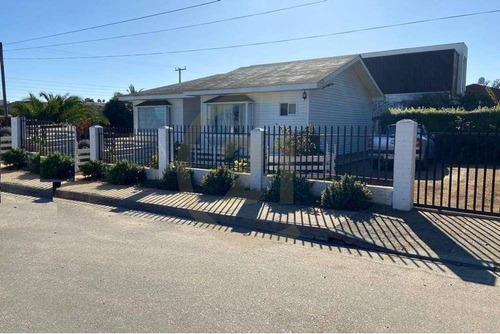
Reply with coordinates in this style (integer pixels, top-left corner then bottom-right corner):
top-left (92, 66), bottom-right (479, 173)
top-left (137, 106), bottom-right (170, 129)
top-left (280, 103), bottom-right (297, 116)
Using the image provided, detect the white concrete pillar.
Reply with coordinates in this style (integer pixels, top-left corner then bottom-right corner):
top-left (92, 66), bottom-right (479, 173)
top-left (158, 126), bottom-right (173, 177)
top-left (89, 125), bottom-right (102, 161)
top-left (392, 119), bottom-right (418, 211)
top-left (250, 128), bottom-right (265, 190)
top-left (10, 116), bottom-right (22, 149)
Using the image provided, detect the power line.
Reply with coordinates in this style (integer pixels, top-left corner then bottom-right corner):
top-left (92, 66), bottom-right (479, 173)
top-left (5, 8), bottom-right (500, 60)
top-left (4, 0), bottom-right (221, 46)
top-left (7, 77), bottom-right (125, 89)
top-left (4, 0), bottom-right (328, 52)
top-left (7, 83), bottom-right (120, 94)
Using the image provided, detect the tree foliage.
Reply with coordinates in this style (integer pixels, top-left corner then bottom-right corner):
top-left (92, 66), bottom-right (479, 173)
top-left (11, 92), bottom-right (108, 127)
top-left (102, 96), bottom-right (133, 128)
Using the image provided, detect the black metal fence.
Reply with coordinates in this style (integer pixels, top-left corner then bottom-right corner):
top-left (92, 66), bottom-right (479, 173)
top-left (169, 125), bottom-right (251, 172)
top-left (264, 125), bottom-right (394, 185)
top-left (21, 118), bottom-right (76, 156)
top-left (99, 127), bottom-right (158, 167)
top-left (415, 128), bottom-right (500, 215)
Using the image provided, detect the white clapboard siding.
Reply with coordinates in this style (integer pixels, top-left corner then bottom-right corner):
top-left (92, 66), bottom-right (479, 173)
top-left (0, 136), bottom-right (12, 154)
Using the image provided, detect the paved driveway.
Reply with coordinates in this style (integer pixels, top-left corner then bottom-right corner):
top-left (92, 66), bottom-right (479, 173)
top-left (0, 193), bottom-right (499, 332)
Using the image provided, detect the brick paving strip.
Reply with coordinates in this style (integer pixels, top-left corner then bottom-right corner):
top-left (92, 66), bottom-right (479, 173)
top-left (2, 167), bottom-right (499, 271)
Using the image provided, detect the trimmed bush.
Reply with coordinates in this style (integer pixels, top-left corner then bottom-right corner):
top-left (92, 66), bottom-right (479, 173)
top-left (28, 153), bottom-right (41, 174)
top-left (78, 139), bottom-right (90, 149)
top-left (80, 160), bottom-right (107, 180)
top-left (201, 165), bottom-right (236, 195)
top-left (40, 153), bottom-right (74, 180)
top-left (1, 148), bottom-right (28, 168)
top-left (263, 169), bottom-right (312, 204)
top-left (106, 160), bottom-right (145, 185)
top-left (380, 106), bottom-right (500, 132)
top-left (0, 127), bottom-right (11, 137)
top-left (320, 174), bottom-right (371, 211)
top-left (159, 162), bottom-right (193, 191)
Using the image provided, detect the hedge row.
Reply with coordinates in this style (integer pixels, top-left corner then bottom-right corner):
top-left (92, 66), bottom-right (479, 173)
top-left (380, 106), bottom-right (500, 132)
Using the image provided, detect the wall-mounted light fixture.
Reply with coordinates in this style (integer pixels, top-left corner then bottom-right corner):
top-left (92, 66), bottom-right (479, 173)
top-left (302, 90), bottom-right (308, 100)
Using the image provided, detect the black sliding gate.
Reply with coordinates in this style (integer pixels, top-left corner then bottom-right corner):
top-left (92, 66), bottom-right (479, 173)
top-left (415, 129), bottom-right (500, 216)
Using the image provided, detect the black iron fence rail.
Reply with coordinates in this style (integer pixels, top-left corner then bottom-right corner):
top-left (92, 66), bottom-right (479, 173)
top-left (100, 127), bottom-right (158, 167)
top-left (21, 118), bottom-right (75, 156)
top-left (263, 125), bottom-right (394, 185)
top-left (168, 125), bottom-right (251, 172)
top-left (415, 128), bottom-right (500, 215)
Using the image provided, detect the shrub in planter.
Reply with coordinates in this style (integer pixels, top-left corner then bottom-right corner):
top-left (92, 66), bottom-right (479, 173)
top-left (40, 153), bottom-right (74, 180)
top-left (159, 162), bottom-right (193, 191)
top-left (0, 127), bottom-right (11, 137)
top-left (263, 169), bottom-right (312, 204)
top-left (80, 160), bottom-right (107, 180)
top-left (1, 148), bottom-right (28, 168)
top-left (28, 153), bottom-right (41, 174)
top-left (201, 165), bottom-right (236, 195)
top-left (106, 160), bottom-right (145, 185)
top-left (320, 174), bottom-right (371, 211)
top-left (78, 139), bottom-right (90, 149)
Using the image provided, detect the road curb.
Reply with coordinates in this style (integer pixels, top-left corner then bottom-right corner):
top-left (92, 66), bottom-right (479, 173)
top-left (2, 183), bottom-right (497, 272)
top-left (1, 182), bottom-right (52, 199)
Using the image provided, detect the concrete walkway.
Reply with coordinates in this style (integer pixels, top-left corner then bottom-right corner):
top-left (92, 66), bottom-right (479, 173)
top-left (2, 167), bottom-right (499, 272)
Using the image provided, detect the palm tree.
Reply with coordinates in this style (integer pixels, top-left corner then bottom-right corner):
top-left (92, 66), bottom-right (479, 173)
top-left (12, 92), bottom-right (108, 126)
top-left (127, 84), bottom-right (143, 94)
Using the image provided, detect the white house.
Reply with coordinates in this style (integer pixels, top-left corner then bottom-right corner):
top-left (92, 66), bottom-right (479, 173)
top-left (119, 55), bottom-right (384, 131)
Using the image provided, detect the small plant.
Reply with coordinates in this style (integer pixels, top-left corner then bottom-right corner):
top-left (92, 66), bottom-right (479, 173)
top-left (28, 153), bottom-right (41, 174)
top-left (78, 139), bottom-right (90, 149)
top-left (0, 127), bottom-right (11, 137)
top-left (106, 160), bottom-right (145, 185)
top-left (80, 160), bottom-right (107, 180)
top-left (201, 165), bottom-right (237, 195)
top-left (1, 148), bottom-right (28, 168)
top-left (233, 159), bottom-right (248, 172)
top-left (320, 174), bottom-right (371, 211)
top-left (149, 154), bottom-right (158, 169)
top-left (40, 153), bottom-right (74, 180)
top-left (159, 162), bottom-right (193, 191)
top-left (263, 169), bottom-right (312, 204)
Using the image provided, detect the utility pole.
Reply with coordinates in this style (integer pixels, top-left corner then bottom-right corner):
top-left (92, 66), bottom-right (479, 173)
top-left (0, 42), bottom-right (8, 117)
top-left (175, 66), bottom-right (186, 83)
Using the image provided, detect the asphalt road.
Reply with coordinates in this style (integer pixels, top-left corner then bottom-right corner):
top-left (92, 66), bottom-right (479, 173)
top-left (0, 193), bottom-right (499, 332)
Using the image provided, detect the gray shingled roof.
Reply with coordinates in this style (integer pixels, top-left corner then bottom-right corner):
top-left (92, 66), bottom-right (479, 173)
top-left (127, 55), bottom-right (358, 97)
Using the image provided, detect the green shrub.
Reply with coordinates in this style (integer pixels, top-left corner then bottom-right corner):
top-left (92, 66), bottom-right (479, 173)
top-left (78, 139), bottom-right (90, 149)
top-left (201, 165), bottom-right (236, 195)
top-left (106, 160), bottom-right (145, 185)
top-left (1, 148), bottom-right (28, 168)
top-left (159, 162), bottom-right (193, 191)
top-left (80, 160), bottom-right (107, 180)
top-left (0, 127), bottom-right (11, 137)
top-left (28, 153), bottom-right (41, 174)
top-left (263, 169), bottom-right (312, 204)
top-left (320, 174), bottom-right (371, 211)
top-left (380, 106), bottom-right (500, 132)
top-left (40, 153), bottom-right (74, 180)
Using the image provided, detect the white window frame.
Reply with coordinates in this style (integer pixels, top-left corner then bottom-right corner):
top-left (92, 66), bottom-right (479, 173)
top-left (204, 101), bottom-right (254, 130)
top-left (279, 103), bottom-right (297, 116)
top-left (137, 105), bottom-right (171, 129)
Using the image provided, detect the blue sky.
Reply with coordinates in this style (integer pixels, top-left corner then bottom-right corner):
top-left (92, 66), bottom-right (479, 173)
top-left (1, 0), bottom-right (499, 102)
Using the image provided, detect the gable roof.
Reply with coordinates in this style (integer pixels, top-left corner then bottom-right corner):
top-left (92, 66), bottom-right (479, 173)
top-left (122, 55), bottom-right (370, 99)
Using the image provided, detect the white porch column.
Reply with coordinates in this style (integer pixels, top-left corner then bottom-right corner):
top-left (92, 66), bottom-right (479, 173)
top-left (89, 125), bottom-right (102, 161)
top-left (10, 116), bottom-right (22, 149)
top-left (392, 119), bottom-right (418, 211)
top-left (250, 128), bottom-right (265, 190)
top-left (158, 126), bottom-right (173, 177)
